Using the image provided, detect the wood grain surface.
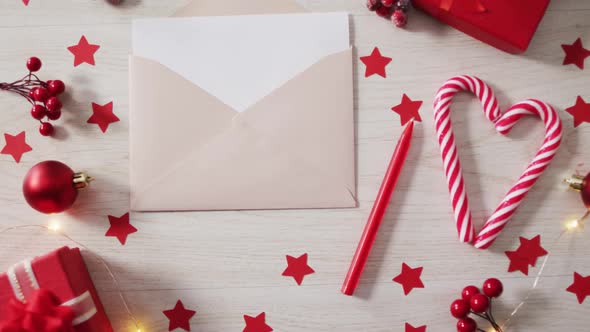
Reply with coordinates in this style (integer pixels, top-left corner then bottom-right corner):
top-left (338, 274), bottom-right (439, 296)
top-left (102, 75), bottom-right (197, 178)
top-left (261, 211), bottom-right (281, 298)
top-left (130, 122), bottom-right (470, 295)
top-left (0, 0), bottom-right (588, 331)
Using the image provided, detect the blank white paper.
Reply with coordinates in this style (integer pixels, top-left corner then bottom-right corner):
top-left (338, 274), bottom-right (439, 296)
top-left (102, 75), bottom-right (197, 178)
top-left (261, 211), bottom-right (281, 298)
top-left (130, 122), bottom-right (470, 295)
top-left (132, 12), bottom-right (350, 112)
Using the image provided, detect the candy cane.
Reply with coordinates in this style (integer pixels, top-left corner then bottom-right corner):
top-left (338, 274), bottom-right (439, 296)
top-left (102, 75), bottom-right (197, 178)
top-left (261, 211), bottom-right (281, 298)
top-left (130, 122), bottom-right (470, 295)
top-left (433, 75), bottom-right (562, 249)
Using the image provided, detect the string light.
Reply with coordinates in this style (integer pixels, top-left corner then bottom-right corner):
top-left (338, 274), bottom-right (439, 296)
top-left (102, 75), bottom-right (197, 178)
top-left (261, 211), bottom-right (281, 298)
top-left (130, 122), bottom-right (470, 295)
top-left (47, 218), bottom-right (62, 232)
top-left (0, 223), bottom-right (143, 332)
top-left (565, 219), bottom-right (580, 231)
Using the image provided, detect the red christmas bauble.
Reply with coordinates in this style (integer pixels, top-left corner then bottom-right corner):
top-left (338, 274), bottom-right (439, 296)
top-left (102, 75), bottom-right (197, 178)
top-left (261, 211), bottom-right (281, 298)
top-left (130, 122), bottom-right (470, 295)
top-left (566, 172), bottom-right (590, 209)
top-left (581, 172), bottom-right (590, 209)
top-left (22, 161), bottom-right (92, 214)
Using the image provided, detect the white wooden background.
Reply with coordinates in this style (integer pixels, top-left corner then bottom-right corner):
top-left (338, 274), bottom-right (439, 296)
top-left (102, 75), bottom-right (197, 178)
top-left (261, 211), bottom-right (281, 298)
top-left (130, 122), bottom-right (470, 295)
top-left (0, 0), bottom-right (588, 331)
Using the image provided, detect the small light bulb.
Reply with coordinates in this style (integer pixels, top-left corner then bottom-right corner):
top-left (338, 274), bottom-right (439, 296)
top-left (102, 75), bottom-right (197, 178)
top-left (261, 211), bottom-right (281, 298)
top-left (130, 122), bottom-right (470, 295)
top-left (565, 219), bottom-right (580, 231)
top-left (48, 219), bottom-right (61, 232)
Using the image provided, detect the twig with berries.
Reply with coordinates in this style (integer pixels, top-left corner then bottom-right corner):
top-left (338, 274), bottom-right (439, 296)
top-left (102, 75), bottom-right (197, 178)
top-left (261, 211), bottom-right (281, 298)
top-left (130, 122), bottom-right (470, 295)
top-left (366, 0), bottom-right (411, 27)
top-left (451, 278), bottom-right (505, 332)
top-left (0, 57), bottom-right (66, 137)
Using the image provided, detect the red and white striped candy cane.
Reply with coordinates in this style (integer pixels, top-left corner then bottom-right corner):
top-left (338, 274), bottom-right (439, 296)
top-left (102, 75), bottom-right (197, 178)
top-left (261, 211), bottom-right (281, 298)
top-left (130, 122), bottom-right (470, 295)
top-left (433, 75), bottom-right (562, 249)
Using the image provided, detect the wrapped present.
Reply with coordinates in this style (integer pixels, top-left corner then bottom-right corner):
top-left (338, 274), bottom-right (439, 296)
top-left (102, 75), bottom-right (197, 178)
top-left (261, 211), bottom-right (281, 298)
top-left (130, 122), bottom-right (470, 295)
top-left (0, 247), bottom-right (113, 332)
top-left (412, 0), bottom-right (551, 54)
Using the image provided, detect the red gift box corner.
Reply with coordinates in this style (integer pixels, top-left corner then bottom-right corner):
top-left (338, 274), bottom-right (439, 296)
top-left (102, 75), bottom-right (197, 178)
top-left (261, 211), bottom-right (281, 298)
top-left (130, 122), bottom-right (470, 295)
top-left (0, 246), bottom-right (114, 332)
top-left (413, 0), bottom-right (551, 54)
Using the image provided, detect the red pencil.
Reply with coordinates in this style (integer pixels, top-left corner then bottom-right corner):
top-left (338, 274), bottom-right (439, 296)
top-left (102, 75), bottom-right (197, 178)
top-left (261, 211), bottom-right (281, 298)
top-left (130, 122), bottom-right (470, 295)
top-left (342, 120), bottom-right (415, 296)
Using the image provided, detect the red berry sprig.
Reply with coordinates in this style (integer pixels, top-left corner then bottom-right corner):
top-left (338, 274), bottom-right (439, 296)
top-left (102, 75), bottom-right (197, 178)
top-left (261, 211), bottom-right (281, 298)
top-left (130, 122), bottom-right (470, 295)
top-left (366, 0), bottom-right (410, 27)
top-left (0, 57), bottom-right (66, 137)
top-left (450, 278), bottom-right (504, 332)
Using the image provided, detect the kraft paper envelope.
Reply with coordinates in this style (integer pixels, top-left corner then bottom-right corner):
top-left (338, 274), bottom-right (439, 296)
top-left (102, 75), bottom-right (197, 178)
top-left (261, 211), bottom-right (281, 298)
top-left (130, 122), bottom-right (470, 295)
top-left (129, 3), bottom-right (355, 211)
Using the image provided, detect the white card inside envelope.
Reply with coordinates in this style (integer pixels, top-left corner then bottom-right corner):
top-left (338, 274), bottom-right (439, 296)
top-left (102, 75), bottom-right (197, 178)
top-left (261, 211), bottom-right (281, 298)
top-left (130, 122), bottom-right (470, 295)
top-left (132, 13), bottom-right (350, 112)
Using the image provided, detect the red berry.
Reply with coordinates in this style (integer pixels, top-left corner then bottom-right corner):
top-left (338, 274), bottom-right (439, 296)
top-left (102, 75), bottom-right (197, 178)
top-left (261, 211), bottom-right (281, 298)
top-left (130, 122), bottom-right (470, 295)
top-left (381, 0), bottom-right (394, 7)
top-left (32, 87), bottom-right (49, 103)
top-left (27, 57), bottom-right (42, 72)
top-left (39, 122), bottom-right (54, 136)
top-left (46, 96), bottom-right (62, 112)
top-left (28, 89), bottom-right (35, 99)
top-left (461, 285), bottom-right (480, 302)
top-left (30, 105), bottom-right (46, 120)
top-left (376, 5), bottom-right (391, 17)
top-left (366, 0), bottom-right (380, 11)
top-left (392, 9), bottom-right (408, 27)
top-left (457, 317), bottom-right (477, 332)
top-left (483, 278), bottom-right (503, 298)
top-left (46, 108), bottom-right (61, 121)
top-left (450, 299), bottom-right (470, 319)
top-left (47, 80), bottom-right (66, 96)
top-left (469, 293), bottom-right (490, 313)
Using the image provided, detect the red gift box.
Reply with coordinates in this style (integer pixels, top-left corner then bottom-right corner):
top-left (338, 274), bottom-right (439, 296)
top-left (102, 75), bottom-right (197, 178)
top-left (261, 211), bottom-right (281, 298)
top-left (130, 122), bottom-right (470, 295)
top-left (0, 247), bottom-right (113, 332)
top-left (412, 0), bottom-right (550, 54)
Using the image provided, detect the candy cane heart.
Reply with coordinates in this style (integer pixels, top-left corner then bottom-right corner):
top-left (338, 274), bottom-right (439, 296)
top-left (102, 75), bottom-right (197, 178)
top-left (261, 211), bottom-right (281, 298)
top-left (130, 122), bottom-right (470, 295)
top-left (433, 75), bottom-right (562, 249)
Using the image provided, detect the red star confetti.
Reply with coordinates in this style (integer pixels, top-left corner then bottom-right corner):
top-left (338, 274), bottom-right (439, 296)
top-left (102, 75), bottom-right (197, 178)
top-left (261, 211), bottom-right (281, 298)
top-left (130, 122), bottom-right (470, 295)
top-left (562, 38), bottom-right (590, 70)
top-left (391, 94), bottom-right (423, 125)
top-left (105, 213), bottom-right (137, 245)
top-left (22, 0), bottom-right (29, 5)
top-left (163, 300), bottom-right (196, 331)
top-left (393, 263), bottom-right (424, 295)
top-left (243, 312), bottom-right (273, 332)
top-left (566, 96), bottom-right (590, 128)
top-left (505, 235), bottom-right (547, 275)
top-left (281, 253), bottom-right (315, 285)
top-left (1, 131), bottom-right (32, 163)
top-left (67, 36), bottom-right (100, 67)
top-left (505, 250), bottom-right (530, 275)
top-left (517, 235), bottom-right (548, 266)
top-left (405, 322), bottom-right (427, 332)
top-left (566, 272), bottom-right (590, 304)
top-left (360, 47), bottom-right (392, 78)
top-left (88, 101), bottom-right (119, 133)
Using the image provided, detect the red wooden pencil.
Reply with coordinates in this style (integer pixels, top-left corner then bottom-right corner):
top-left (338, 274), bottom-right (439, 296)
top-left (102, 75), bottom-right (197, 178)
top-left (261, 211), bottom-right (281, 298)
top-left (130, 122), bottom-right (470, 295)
top-left (342, 120), bottom-right (415, 296)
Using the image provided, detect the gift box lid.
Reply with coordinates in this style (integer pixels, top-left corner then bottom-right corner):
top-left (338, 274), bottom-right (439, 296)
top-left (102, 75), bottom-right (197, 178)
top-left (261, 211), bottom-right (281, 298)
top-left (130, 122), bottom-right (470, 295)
top-left (413, 0), bottom-right (551, 53)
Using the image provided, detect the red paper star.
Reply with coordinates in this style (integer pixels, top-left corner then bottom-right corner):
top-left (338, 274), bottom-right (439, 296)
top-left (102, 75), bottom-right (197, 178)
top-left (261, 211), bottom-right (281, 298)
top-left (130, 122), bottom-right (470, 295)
top-left (163, 300), bottom-right (196, 331)
top-left (360, 47), bottom-right (392, 78)
top-left (391, 94), bottom-right (423, 125)
top-left (405, 322), bottom-right (427, 332)
top-left (566, 96), bottom-right (590, 128)
top-left (88, 101), bottom-right (119, 133)
top-left (562, 38), bottom-right (590, 69)
top-left (567, 272), bottom-right (590, 304)
top-left (517, 235), bottom-right (548, 266)
top-left (281, 253), bottom-right (315, 285)
top-left (393, 263), bottom-right (424, 295)
top-left (105, 213), bottom-right (137, 245)
top-left (505, 250), bottom-right (530, 275)
top-left (67, 35), bottom-right (100, 67)
top-left (505, 235), bottom-right (547, 275)
top-left (243, 312), bottom-right (273, 332)
top-left (1, 131), bottom-right (32, 163)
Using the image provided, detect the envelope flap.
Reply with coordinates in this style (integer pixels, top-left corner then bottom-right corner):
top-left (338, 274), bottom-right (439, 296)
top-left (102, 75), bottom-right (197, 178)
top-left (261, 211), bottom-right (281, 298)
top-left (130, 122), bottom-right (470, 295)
top-left (173, 0), bottom-right (306, 17)
top-left (241, 48), bottom-right (356, 194)
top-left (129, 55), bottom-right (237, 191)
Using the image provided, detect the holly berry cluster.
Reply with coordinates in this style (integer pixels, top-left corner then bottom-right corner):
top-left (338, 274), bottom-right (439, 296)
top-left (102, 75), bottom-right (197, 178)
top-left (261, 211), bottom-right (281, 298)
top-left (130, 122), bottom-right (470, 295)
top-left (450, 278), bottom-right (504, 332)
top-left (0, 57), bottom-right (66, 137)
top-left (366, 0), bottom-right (410, 28)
